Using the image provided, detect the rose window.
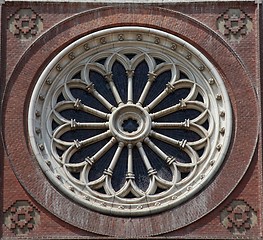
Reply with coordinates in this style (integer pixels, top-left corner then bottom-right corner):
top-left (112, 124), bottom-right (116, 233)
top-left (28, 27), bottom-right (232, 216)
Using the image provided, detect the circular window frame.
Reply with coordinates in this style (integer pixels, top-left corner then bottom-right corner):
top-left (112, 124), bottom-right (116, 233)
top-left (28, 26), bottom-right (232, 217)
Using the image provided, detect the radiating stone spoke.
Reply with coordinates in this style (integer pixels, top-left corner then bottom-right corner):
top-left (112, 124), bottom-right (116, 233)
top-left (137, 72), bottom-right (156, 106)
top-left (136, 142), bottom-right (156, 176)
top-left (104, 73), bottom-right (124, 106)
top-left (70, 119), bottom-right (109, 129)
top-left (150, 103), bottom-right (181, 120)
top-left (150, 101), bottom-right (207, 120)
top-left (81, 105), bottom-right (110, 120)
top-left (127, 144), bottom-right (135, 179)
top-left (144, 137), bottom-right (170, 163)
top-left (144, 80), bottom-right (192, 112)
top-left (150, 130), bottom-right (187, 149)
top-left (152, 119), bottom-right (190, 129)
top-left (86, 82), bottom-right (116, 112)
top-left (104, 142), bottom-right (124, 176)
top-left (80, 130), bottom-right (112, 147)
top-left (144, 86), bottom-right (171, 112)
top-left (55, 100), bottom-right (109, 120)
top-left (85, 137), bottom-right (117, 166)
top-left (127, 70), bottom-right (134, 104)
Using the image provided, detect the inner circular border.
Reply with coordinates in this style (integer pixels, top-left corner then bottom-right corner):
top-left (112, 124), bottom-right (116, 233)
top-left (28, 27), bottom-right (232, 217)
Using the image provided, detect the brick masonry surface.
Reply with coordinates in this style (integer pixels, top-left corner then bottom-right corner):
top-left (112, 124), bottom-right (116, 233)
top-left (0, 1), bottom-right (262, 239)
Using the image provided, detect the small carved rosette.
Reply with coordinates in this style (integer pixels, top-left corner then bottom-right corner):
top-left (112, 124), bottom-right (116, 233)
top-left (221, 200), bottom-right (257, 235)
top-left (8, 8), bottom-right (43, 40)
top-left (4, 200), bottom-right (40, 235)
top-left (217, 9), bottom-right (252, 43)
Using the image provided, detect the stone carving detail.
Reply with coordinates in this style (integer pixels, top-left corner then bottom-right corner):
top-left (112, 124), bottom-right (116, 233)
top-left (28, 27), bottom-right (232, 216)
top-left (221, 200), bottom-right (257, 235)
top-left (217, 9), bottom-right (252, 43)
top-left (8, 8), bottom-right (43, 39)
top-left (4, 200), bottom-right (40, 235)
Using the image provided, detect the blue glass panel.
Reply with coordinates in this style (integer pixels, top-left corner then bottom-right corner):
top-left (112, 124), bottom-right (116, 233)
top-left (124, 54), bottom-right (136, 60)
top-left (202, 119), bottom-right (209, 130)
top-left (154, 129), bottom-right (201, 142)
top-left (88, 143), bottom-right (118, 181)
top-left (197, 148), bottom-right (205, 157)
top-left (111, 147), bottom-right (128, 191)
top-left (60, 109), bottom-right (104, 122)
top-left (179, 71), bottom-right (188, 79)
top-left (56, 148), bottom-right (63, 157)
top-left (150, 138), bottom-right (191, 164)
top-left (69, 138), bottom-right (111, 164)
top-left (133, 60), bottom-right (149, 103)
top-left (70, 172), bottom-right (80, 180)
top-left (60, 129), bottom-right (104, 142)
top-left (196, 93), bottom-right (204, 102)
top-left (155, 109), bottom-right (201, 122)
top-left (89, 70), bottom-right (117, 107)
top-left (143, 143), bottom-right (172, 181)
top-left (181, 172), bottom-right (190, 179)
top-left (112, 61), bottom-right (127, 103)
top-left (122, 118), bottom-right (139, 133)
top-left (71, 88), bottom-right (110, 113)
top-left (57, 93), bottom-right (65, 103)
top-left (133, 147), bottom-right (150, 191)
top-left (144, 70), bottom-right (172, 106)
top-left (96, 58), bottom-right (106, 65)
top-left (154, 58), bottom-right (165, 65)
top-left (52, 120), bottom-right (59, 130)
top-left (151, 88), bottom-right (190, 113)
top-left (125, 192), bottom-right (137, 198)
top-left (72, 71), bottom-right (81, 79)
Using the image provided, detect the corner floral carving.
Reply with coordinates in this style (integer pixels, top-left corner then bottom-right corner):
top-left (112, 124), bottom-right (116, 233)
top-left (217, 9), bottom-right (252, 43)
top-left (221, 199), bottom-right (257, 235)
top-left (8, 8), bottom-right (43, 40)
top-left (4, 200), bottom-right (40, 235)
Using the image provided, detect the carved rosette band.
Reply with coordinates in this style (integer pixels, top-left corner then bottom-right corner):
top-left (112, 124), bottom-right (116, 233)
top-left (221, 200), bottom-right (257, 235)
top-left (217, 9), bottom-right (252, 43)
top-left (8, 8), bottom-right (43, 39)
top-left (4, 200), bottom-right (40, 235)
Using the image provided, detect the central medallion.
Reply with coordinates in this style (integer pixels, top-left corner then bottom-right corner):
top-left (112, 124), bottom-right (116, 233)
top-left (109, 104), bottom-right (152, 144)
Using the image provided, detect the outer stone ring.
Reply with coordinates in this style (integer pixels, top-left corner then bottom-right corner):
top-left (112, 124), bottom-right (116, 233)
top-left (28, 27), bottom-right (232, 216)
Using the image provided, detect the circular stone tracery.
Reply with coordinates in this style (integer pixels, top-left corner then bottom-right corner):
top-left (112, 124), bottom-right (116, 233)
top-left (28, 27), bottom-right (232, 216)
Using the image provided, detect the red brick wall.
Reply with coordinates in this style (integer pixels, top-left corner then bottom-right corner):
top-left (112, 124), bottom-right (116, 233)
top-left (0, 3), bottom-right (5, 239)
top-left (1, 1), bottom-right (261, 239)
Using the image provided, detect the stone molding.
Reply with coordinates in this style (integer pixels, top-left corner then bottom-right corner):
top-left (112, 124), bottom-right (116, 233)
top-left (2, 0), bottom-right (261, 3)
